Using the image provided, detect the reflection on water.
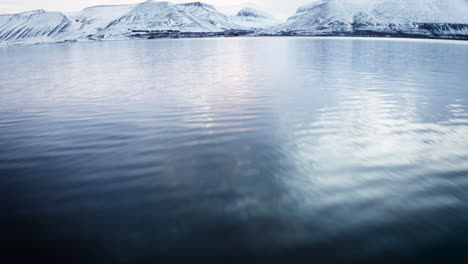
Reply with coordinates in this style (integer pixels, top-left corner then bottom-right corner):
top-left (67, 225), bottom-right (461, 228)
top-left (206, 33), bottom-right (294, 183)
top-left (0, 37), bottom-right (468, 263)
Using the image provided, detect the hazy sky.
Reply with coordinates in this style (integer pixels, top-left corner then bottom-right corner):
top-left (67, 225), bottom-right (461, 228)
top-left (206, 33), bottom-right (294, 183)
top-left (0, 0), bottom-right (313, 19)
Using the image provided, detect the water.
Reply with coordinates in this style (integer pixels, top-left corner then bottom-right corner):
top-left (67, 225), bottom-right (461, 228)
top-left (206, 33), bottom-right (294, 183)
top-left (1, 37), bottom-right (468, 263)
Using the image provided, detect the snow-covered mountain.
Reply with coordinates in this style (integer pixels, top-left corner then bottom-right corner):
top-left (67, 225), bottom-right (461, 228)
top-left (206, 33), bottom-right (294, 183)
top-left (177, 2), bottom-right (244, 30)
top-left (67, 4), bottom-right (136, 39)
top-left (67, 1), bottom-right (240, 40)
top-left (102, 1), bottom-right (223, 36)
top-left (279, 0), bottom-right (468, 37)
top-left (1, 0), bottom-right (468, 47)
top-left (0, 0), bottom-right (277, 46)
top-left (0, 10), bottom-right (70, 45)
top-left (231, 8), bottom-right (281, 29)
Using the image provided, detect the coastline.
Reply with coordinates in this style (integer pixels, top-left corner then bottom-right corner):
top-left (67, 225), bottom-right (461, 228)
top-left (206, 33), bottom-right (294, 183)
top-left (1, 33), bottom-right (468, 49)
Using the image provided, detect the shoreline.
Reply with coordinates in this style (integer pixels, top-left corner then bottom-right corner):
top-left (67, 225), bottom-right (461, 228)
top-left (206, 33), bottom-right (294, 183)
top-left (1, 33), bottom-right (468, 49)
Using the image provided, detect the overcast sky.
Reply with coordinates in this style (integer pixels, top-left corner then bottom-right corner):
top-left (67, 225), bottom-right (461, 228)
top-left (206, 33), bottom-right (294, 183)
top-left (0, 0), bottom-right (313, 19)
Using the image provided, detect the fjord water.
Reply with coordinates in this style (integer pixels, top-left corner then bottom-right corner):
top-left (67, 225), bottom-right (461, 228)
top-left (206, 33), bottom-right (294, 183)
top-left (1, 37), bottom-right (468, 263)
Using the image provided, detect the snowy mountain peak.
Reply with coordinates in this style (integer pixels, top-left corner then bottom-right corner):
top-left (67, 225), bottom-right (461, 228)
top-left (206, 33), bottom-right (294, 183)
top-left (237, 7), bottom-right (273, 19)
top-left (232, 7), bottom-right (281, 29)
top-left (132, 1), bottom-right (172, 12)
top-left (181, 2), bottom-right (215, 9)
top-left (17, 9), bottom-right (47, 16)
top-left (295, 1), bottom-right (326, 14)
top-left (176, 2), bottom-right (243, 30)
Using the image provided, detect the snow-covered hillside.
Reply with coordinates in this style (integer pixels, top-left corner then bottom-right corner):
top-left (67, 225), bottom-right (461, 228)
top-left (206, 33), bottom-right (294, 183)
top-left (1, 0), bottom-right (468, 47)
top-left (231, 8), bottom-right (281, 29)
top-left (279, 0), bottom-right (468, 36)
top-left (102, 1), bottom-right (225, 36)
top-left (0, 10), bottom-right (70, 46)
top-left (0, 0), bottom-right (280, 45)
top-left (67, 4), bottom-right (136, 39)
top-left (177, 2), bottom-right (243, 30)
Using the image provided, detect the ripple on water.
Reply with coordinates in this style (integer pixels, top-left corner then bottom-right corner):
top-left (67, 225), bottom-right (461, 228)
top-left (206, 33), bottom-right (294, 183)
top-left (0, 38), bottom-right (468, 262)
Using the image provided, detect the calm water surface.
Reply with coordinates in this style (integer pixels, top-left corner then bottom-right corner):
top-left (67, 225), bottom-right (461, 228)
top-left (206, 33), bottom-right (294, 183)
top-left (1, 37), bottom-right (468, 263)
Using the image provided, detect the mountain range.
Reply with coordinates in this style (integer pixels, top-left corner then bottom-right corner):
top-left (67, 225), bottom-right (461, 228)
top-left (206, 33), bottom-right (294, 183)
top-left (279, 0), bottom-right (468, 38)
top-left (1, 0), bottom-right (467, 47)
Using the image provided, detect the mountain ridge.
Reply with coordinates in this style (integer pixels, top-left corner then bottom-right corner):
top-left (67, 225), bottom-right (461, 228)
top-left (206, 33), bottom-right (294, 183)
top-left (0, 0), bottom-right (467, 47)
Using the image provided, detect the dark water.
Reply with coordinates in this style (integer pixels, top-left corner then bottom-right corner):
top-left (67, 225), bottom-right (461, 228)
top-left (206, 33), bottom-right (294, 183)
top-left (1, 37), bottom-right (468, 263)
